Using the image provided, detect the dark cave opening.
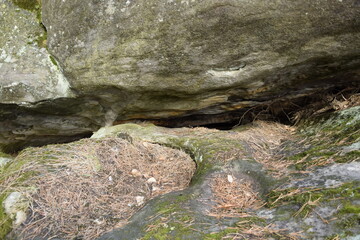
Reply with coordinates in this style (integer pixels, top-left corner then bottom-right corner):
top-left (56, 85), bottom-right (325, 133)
top-left (2, 85), bottom-right (358, 154)
top-left (150, 85), bottom-right (360, 130)
top-left (2, 132), bottom-right (94, 155)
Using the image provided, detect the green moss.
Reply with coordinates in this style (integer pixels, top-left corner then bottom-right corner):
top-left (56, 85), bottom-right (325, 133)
top-left (203, 228), bottom-right (238, 240)
top-left (340, 203), bottom-right (360, 214)
top-left (1, 157), bottom-right (31, 182)
top-left (142, 219), bottom-right (171, 240)
top-left (336, 215), bottom-right (360, 229)
top-left (165, 135), bottom-right (244, 186)
top-left (14, 170), bottom-right (38, 185)
top-left (288, 109), bottom-right (360, 170)
top-left (12, 0), bottom-right (42, 24)
top-left (11, 0), bottom-right (46, 48)
top-left (142, 211), bottom-right (193, 239)
top-left (266, 182), bottom-right (360, 217)
top-left (11, 0), bottom-right (40, 12)
top-left (293, 107), bottom-right (360, 170)
top-left (299, 107), bottom-right (360, 133)
top-left (268, 191), bottom-right (318, 217)
top-left (142, 192), bottom-right (199, 239)
top-left (0, 194), bottom-right (13, 239)
top-left (335, 151), bottom-right (360, 163)
top-left (49, 55), bottom-right (58, 66)
top-left (35, 30), bottom-right (47, 49)
top-left (190, 161), bottom-right (212, 185)
top-left (155, 193), bottom-right (193, 216)
top-left (325, 234), bottom-right (341, 240)
top-left (0, 147), bottom-right (47, 194)
top-left (142, 219), bottom-right (196, 240)
top-left (202, 217), bottom-right (276, 240)
top-left (0, 152), bottom-right (11, 158)
top-left (143, 204), bottom-right (273, 240)
top-left (288, 144), bottom-right (338, 170)
top-left (177, 215), bottom-right (193, 222)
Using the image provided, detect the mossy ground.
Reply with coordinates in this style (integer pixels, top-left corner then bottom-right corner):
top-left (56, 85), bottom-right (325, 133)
top-left (142, 197), bottom-right (277, 240)
top-left (0, 194), bottom-right (13, 240)
top-left (267, 182), bottom-right (360, 208)
top-left (0, 151), bottom-right (12, 159)
top-left (2, 106), bottom-right (359, 239)
top-left (167, 136), bottom-right (245, 185)
top-left (0, 147), bottom-right (43, 239)
top-left (0, 144), bottom-right (88, 239)
top-left (266, 181), bottom-right (360, 237)
top-left (142, 193), bottom-right (197, 240)
top-left (143, 213), bottom-right (294, 240)
top-left (286, 107), bottom-right (360, 170)
top-left (1, 137), bottom-right (197, 239)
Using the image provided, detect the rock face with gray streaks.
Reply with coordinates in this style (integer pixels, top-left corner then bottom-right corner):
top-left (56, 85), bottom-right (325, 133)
top-left (0, 0), bottom-right (97, 151)
top-left (0, 0), bottom-right (72, 103)
top-left (1, 0), bottom-right (360, 151)
top-left (42, 0), bottom-right (360, 114)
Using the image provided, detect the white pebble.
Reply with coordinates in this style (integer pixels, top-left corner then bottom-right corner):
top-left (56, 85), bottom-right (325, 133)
top-left (152, 186), bottom-right (160, 191)
top-left (147, 177), bottom-right (157, 184)
top-left (135, 196), bottom-right (145, 206)
top-left (131, 169), bottom-right (142, 177)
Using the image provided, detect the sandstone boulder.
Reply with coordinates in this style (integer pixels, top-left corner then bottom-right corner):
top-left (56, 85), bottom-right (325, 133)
top-left (42, 0), bottom-right (360, 120)
top-left (0, 0), bottom-right (73, 104)
top-left (1, 0), bottom-right (359, 151)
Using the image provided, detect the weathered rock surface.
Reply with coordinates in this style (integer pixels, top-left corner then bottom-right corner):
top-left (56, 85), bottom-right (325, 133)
top-left (42, 0), bottom-right (360, 115)
top-left (1, 0), bottom-right (359, 150)
top-left (0, 0), bottom-right (99, 151)
top-left (0, 151), bottom-right (12, 167)
top-left (0, 0), bottom-right (72, 103)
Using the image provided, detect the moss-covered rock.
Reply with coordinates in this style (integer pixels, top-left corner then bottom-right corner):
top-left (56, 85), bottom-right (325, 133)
top-left (0, 151), bottom-right (12, 167)
top-left (96, 107), bottom-right (360, 239)
top-left (11, 0), bottom-right (40, 12)
top-left (0, 0), bottom-right (73, 104)
top-left (288, 106), bottom-right (360, 170)
top-left (256, 106), bottom-right (360, 238)
top-left (3, 192), bottom-right (28, 226)
top-left (93, 122), bottom-right (291, 239)
top-left (0, 0), bottom-right (83, 152)
top-left (0, 194), bottom-right (13, 240)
